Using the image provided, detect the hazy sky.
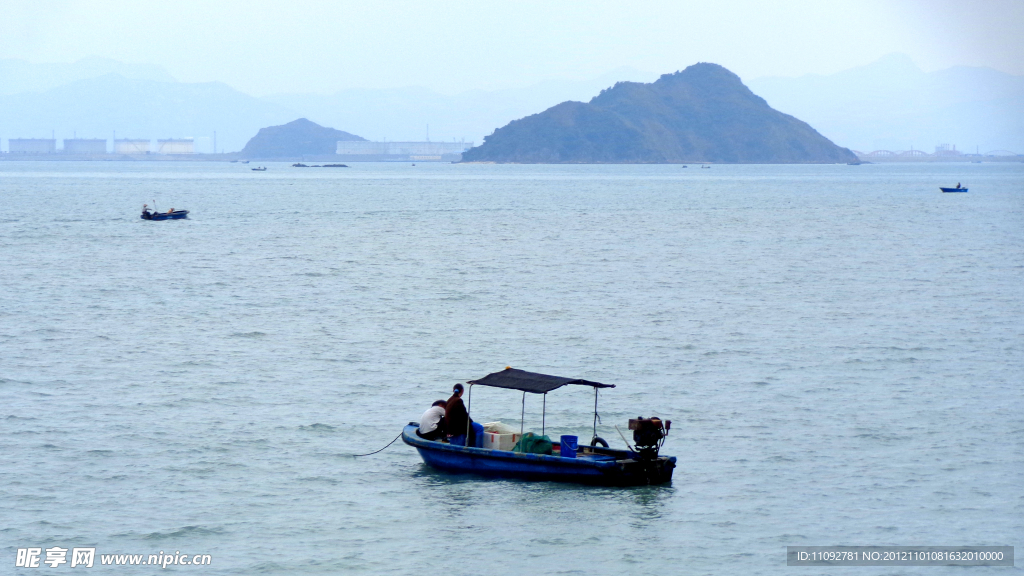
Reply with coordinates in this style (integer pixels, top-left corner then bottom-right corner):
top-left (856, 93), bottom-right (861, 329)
top-left (3, 0), bottom-right (1022, 95)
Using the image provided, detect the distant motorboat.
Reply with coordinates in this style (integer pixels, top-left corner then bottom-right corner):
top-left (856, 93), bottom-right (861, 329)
top-left (940, 187), bottom-right (968, 193)
top-left (252, 166), bottom-right (267, 171)
top-left (701, 164), bottom-right (710, 169)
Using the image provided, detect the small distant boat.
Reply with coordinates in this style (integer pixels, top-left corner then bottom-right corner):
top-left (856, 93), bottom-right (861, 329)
top-left (141, 209), bottom-right (188, 221)
top-left (251, 166), bottom-right (266, 171)
top-left (241, 160), bottom-right (250, 164)
top-left (940, 186), bottom-right (968, 193)
top-left (701, 164), bottom-right (710, 169)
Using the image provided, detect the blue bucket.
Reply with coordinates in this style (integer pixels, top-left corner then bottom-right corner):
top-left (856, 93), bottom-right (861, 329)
top-left (560, 435), bottom-right (578, 458)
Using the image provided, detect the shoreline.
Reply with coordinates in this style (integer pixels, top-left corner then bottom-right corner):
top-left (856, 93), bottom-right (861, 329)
top-left (1, 154), bottom-right (1021, 164)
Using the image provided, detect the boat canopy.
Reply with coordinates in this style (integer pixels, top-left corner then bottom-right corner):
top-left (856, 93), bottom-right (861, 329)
top-left (467, 368), bottom-right (614, 394)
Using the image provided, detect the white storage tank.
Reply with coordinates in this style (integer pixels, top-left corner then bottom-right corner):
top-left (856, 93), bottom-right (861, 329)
top-left (157, 138), bottom-right (194, 154)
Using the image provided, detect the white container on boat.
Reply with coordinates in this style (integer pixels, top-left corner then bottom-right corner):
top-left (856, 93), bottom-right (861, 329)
top-left (481, 422), bottom-right (521, 451)
top-left (482, 432), bottom-right (520, 451)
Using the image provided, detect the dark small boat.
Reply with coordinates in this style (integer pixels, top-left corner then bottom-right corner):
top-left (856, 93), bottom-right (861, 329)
top-left (940, 187), bottom-right (968, 193)
top-left (142, 210), bottom-right (188, 220)
top-left (402, 368), bottom-right (677, 486)
top-left (251, 166), bottom-right (266, 171)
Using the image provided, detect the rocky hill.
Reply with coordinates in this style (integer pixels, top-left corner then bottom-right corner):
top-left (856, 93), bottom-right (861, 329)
top-left (461, 63), bottom-right (856, 163)
top-left (240, 118), bottom-right (364, 158)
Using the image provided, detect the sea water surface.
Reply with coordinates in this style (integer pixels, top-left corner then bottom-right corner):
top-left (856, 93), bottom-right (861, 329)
top-left (1, 161), bottom-right (1022, 574)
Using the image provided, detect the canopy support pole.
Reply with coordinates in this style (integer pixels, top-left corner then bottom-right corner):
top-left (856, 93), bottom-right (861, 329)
top-left (466, 383), bottom-right (473, 441)
top-left (592, 387), bottom-right (599, 442)
top-left (542, 393), bottom-right (547, 437)
top-left (519, 391), bottom-right (526, 451)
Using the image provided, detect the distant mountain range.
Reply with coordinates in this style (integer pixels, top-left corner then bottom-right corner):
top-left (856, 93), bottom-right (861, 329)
top-left (747, 54), bottom-right (1024, 153)
top-left (0, 56), bottom-right (176, 95)
top-left (0, 58), bottom-right (656, 153)
top-left (261, 67), bottom-right (658, 145)
top-left (0, 55), bottom-right (1020, 154)
top-left (462, 63), bottom-right (856, 163)
top-left (0, 71), bottom-right (297, 152)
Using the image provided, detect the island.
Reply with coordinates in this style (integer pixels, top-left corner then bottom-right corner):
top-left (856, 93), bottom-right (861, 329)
top-left (240, 118), bottom-right (364, 159)
top-left (461, 63), bottom-right (857, 164)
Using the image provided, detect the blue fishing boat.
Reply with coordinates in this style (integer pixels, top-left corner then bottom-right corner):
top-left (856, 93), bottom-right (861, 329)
top-left (940, 187), bottom-right (968, 193)
top-left (141, 205), bottom-right (188, 220)
top-left (402, 368), bottom-right (677, 486)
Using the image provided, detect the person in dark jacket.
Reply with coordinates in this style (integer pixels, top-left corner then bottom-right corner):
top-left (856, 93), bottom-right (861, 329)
top-left (445, 383), bottom-right (475, 447)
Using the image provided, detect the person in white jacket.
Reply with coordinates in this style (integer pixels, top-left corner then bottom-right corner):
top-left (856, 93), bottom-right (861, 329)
top-left (417, 400), bottom-right (448, 441)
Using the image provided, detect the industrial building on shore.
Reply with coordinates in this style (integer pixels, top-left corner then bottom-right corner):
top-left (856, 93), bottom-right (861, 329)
top-left (63, 139), bottom-right (107, 154)
top-left (336, 140), bottom-right (472, 162)
top-left (3, 137), bottom-right (195, 155)
top-left (114, 139), bottom-right (151, 154)
top-left (9, 139), bottom-right (58, 154)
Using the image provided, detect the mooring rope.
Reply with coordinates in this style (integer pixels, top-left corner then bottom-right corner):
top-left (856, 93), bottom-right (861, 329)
top-left (352, 432), bottom-right (404, 457)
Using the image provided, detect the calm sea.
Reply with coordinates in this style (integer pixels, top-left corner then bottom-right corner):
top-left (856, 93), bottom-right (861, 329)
top-left (2, 161), bottom-right (1022, 575)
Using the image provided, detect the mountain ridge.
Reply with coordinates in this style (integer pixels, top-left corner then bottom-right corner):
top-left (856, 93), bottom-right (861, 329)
top-left (462, 63), bottom-right (857, 163)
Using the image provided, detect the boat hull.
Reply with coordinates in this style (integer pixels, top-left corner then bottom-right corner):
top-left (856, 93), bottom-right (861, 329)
top-left (401, 424), bottom-right (675, 486)
top-left (142, 210), bottom-right (189, 220)
top-left (940, 187), bottom-right (968, 193)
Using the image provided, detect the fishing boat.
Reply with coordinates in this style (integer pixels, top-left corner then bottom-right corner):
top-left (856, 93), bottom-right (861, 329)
top-left (141, 209), bottom-right (188, 220)
top-left (251, 166), bottom-right (267, 171)
top-left (940, 186), bottom-right (968, 193)
top-left (401, 368), bottom-right (677, 486)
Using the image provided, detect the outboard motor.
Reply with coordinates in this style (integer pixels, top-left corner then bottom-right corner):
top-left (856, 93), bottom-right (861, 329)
top-left (629, 416), bottom-right (671, 461)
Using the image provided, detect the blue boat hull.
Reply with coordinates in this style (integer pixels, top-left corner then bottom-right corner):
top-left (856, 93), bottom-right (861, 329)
top-left (142, 210), bottom-right (189, 220)
top-left (401, 424), bottom-right (676, 486)
top-left (940, 187), bottom-right (968, 193)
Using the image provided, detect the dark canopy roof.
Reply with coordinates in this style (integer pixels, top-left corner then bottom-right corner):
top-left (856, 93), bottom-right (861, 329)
top-left (467, 368), bottom-right (614, 394)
